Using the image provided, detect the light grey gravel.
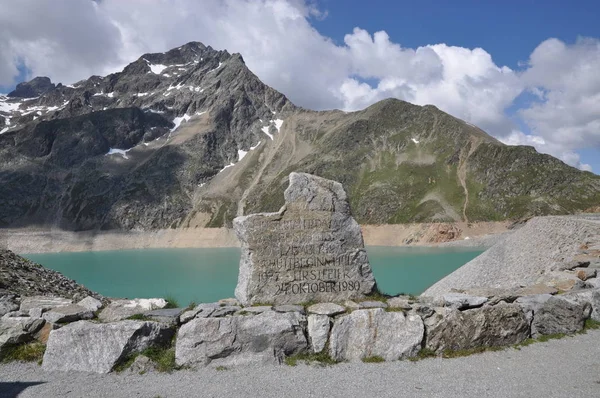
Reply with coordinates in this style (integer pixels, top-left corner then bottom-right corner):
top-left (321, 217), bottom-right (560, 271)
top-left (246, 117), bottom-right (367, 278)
top-left (1, 329), bottom-right (600, 398)
top-left (424, 216), bottom-right (600, 296)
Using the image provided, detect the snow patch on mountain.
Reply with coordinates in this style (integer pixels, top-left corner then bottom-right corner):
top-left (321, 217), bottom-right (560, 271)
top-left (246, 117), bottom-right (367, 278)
top-left (106, 148), bottom-right (131, 159)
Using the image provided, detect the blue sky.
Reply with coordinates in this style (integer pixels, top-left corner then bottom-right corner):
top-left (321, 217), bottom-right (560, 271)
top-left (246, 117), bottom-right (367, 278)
top-left (1, 0), bottom-right (598, 173)
top-left (310, 0), bottom-right (600, 172)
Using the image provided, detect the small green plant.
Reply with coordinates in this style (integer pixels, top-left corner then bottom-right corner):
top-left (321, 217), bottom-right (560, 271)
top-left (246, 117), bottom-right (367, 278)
top-left (584, 319), bottom-right (600, 330)
top-left (215, 366), bottom-right (228, 371)
top-left (237, 310), bottom-right (249, 316)
top-left (361, 355), bottom-right (385, 363)
top-left (142, 346), bottom-right (177, 373)
top-left (365, 289), bottom-right (391, 303)
top-left (127, 314), bottom-right (151, 321)
top-left (1, 342), bottom-right (46, 364)
top-left (186, 301), bottom-right (197, 311)
top-left (285, 351), bottom-right (338, 366)
top-left (408, 348), bottom-right (437, 362)
top-left (164, 296), bottom-right (179, 309)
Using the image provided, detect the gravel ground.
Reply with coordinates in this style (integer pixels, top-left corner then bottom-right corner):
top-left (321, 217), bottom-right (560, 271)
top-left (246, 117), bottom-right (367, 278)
top-left (1, 329), bottom-right (600, 398)
top-left (424, 216), bottom-right (600, 296)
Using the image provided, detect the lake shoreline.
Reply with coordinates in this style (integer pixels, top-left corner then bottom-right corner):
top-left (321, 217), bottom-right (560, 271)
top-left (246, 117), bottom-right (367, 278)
top-left (1, 221), bottom-right (509, 254)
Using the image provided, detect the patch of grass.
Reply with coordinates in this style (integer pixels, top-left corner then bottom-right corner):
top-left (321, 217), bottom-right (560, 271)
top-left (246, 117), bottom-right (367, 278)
top-left (584, 318), bottom-right (600, 330)
top-left (536, 333), bottom-right (566, 343)
top-left (285, 350), bottom-right (338, 366)
top-left (365, 289), bottom-right (391, 303)
top-left (361, 355), bottom-right (385, 363)
top-left (215, 366), bottom-right (228, 371)
top-left (164, 296), bottom-right (179, 309)
top-left (127, 314), bottom-right (151, 321)
top-left (251, 302), bottom-right (273, 307)
top-left (408, 348), bottom-right (437, 362)
top-left (1, 342), bottom-right (46, 364)
top-left (237, 310), bottom-right (249, 316)
top-left (186, 301), bottom-right (197, 311)
top-left (142, 346), bottom-right (177, 373)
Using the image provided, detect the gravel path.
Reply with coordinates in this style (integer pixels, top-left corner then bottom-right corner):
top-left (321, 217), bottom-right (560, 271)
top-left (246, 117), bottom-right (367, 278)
top-left (1, 329), bottom-right (600, 398)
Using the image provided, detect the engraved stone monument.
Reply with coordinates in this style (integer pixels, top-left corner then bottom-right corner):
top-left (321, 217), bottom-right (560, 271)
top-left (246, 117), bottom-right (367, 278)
top-left (234, 172), bottom-right (377, 305)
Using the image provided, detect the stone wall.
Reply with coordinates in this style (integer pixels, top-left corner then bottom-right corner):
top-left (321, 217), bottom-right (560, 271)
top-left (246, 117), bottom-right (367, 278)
top-left (2, 278), bottom-right (600, 372)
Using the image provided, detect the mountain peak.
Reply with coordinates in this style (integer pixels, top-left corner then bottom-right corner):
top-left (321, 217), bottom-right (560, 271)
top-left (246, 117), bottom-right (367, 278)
top-left (8, 76), bottom-right (55, 98)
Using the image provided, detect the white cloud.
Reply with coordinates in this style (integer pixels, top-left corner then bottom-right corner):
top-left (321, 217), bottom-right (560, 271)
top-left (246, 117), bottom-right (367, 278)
top-left (0, 0), bottom-right (598, 172)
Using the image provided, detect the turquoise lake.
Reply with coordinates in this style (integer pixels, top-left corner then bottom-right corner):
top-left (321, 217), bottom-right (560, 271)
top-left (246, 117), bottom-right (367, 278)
top-left (24, 247), bottom-right (483, 305)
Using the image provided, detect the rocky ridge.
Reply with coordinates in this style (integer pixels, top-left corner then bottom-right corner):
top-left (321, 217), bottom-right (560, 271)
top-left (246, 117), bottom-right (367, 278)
top-left (0, 41), bottom-right (599, 232)
top-left (0, 249), bottom-right (100, 300)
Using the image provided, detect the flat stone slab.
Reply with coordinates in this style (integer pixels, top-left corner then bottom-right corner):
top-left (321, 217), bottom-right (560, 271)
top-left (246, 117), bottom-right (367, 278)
top-left (99, 299), bottom-right (167, 322)
top-left (359, 301), bottom-right (388, 309)
top-left (234, 173), bottom-right (377, 305)
top-left (144, 308), bottom-right (186, 324)
top-left (442, 293), bottom-right (488, 310)
top-left (20, 296), bottom-right (71, 312)
top-left (77, 296), bottom-right (102, 312)
top-left (273, 305), bottom-right (305, 314)
top-left (179, 303), bottom-right (221, 323)
top-left (236, 306), bottom-right (272, 315)
top-left (387, 297), bottom-right (412, 310)
top-left (42, 304), bottom-right (94, 324)
top-left (307, 303), bottom-right (346, 316)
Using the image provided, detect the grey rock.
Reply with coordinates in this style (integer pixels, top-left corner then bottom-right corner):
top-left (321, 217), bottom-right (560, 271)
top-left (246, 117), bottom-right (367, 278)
top-left (77, 296), bottom-right (103, 312)
top-left (210, 306), bottom-right (242, 317)
top-left (28, 307), bottom-right (43, 319)
top-left (8, 76), bottom-right (55, 98)
top-left (273, 305), bottom-right (305, 314)
top-left (179, 303), bottom-right (220, 324)
top-left (218, 298), bottom-right (241, 307)
top-left (307, 303), bottom-right (346, 316)
top-left (329, 308), bottom-right (423, 362)
top-left (128, 355), bottom-right (157, 374)
top-left (234, 173), bottom-right (377, 305)
top-left (442, 293), bottom-right (488, 310)
top-left (236, 306), bottom-right (272, 315)
top-left (0, 317), bottom-right (45, 359)
top-left (20, 296), bottom-right (71, 312)
top-left (574, 268), bottom-right (597, 281)
top-left (176, 311), bottom-right (307, 367)
top-left (0, 250), bottom-right (101, 299)
top-left (386, 297), bottom-right (412, 310)
top-left (563, 289), bottom-right (600, 321)
top-left (144, 308), bottom-right (186, 325)
top-left (424, 217), bottom-right (600, 296)
top-left (307, 314), bottom-right (330, 353)
top-left (358, 301), bottom-right (388, 309)
top-left (529, 296), bottom-right (591, 337)
top-left (411, 303), bottom-right (436, 319)
top-left (586, 278), bottom-right (600, 288)
top-left (0, 294), bottom-right (19, 317)
top-left (42, 320), bottom-right (173, 373)
top-left (98, 298), bottom-right (167, 322)
top-left (42, 304), bottom-right (94, 324)
top-left (425, 303), bottom-right (529, 353)
top-left (343, 300), bottom-right (361, 310)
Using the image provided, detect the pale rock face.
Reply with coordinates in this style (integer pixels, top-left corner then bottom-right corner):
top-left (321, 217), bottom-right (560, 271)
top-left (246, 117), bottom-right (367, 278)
top-left (19, 296), bottom-right (71, 312)
top-left (307, 314), bottom-right (330, 353)
top-left (518, 295), bottom-right (591, 337)
top-left (42, 304), bottom-right (94, 324)
top-left (234, 173), bottom-right (377, 305)
top-left (77, 296), bottom-right (103, 312)
top-left (329, 308), bottom-right (424, 362)
top-left (99, 298), bottom-right (167, 322)
top-left (307, 303), bottom-right (346, 316)
top-left (42, 320), bottom-right (173, 373)
top-left (175, 310), bottom-right (307, 367)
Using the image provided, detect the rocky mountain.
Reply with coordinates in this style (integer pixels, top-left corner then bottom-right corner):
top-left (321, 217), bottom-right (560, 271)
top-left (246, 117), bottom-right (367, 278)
top-left (0, 41), bottom-right (599, 231)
